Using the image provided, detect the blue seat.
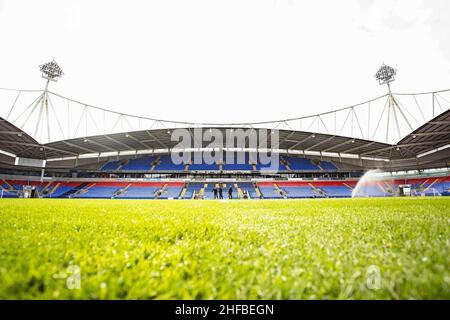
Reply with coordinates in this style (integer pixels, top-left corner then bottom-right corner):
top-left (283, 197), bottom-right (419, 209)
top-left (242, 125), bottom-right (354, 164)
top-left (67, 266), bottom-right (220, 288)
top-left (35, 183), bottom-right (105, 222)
top-left (189, 163), bottom-right (219, 171)
top-left (101, 160), bottom-right (121, 171)
top-left (285, 157), bottom-right (319, 171)
top-left (320, 161), bottom-right (338, 171)
top-left (321, 186), bottom-right (351, 197)
top-left (282, 186), bottom-right (315, 198)
top-left (154, 155), bottom-right (186, 171)
top-left (258, 186), bottom-right (283, 199)
top-left (121, 157), bottom-right (155, 171)
top-left (116, 187), bottom-right (159, 199)
top-left (183, 182), bottom-right (204, 199)
top-left (158, 186), bottom-right (183, 199)
top-left (74, 187), bottom-right (119, 198)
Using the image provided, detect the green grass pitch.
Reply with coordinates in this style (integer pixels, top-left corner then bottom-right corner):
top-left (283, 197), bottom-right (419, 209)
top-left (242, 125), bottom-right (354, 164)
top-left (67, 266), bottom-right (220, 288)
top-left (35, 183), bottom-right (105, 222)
top-left (0, 198), bottom-right (449, 299)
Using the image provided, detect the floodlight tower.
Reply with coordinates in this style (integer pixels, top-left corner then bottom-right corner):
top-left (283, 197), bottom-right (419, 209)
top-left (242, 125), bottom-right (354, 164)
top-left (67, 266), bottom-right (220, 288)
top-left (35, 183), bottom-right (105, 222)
top-left (34, 59), bottom-right (64, 141)
top-left (375, 63), bottom-right (399, 143)
top-left (375, 63), bottom-right (396, 93)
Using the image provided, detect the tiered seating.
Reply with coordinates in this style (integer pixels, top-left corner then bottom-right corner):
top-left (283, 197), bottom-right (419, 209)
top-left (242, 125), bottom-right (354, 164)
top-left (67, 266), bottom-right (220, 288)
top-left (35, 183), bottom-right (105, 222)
top-left (47, 182), bottom-right (83, 198)
top-left (433, 181), bottom-right (450, 193)
top-left (188, 163), bottom-right (219, 171)
top-left (253, 153), bottom-right (287, 171)
top-left (440, 180), bottom-right (450, 196)
top-left (121, 157), bottom-right (155, 171)
top-left (284, 156), bottom-right (319, 171)
top-left (421, 180), bottom-right (450, 196)
top-left (187, 153), bottom-right (219, 171)
top-left (283, 186), bottom-right (315, 198)
top-left (116, 187), bottom-right (159, 199)
top-left (319, 161), bottom-right (338, 171)
top-left (407, 177), bottom-right (449, 195)
top-left (75, 186), bottom-right (119, 199)
top-left (1, 189), bottom-right (18, 198)
top-left (101, 160), bottom-right (122, 171)
top-left (160, 188), bottom-right (182, 198)
top-left (183, 182), bottom-right (204, 199)
top-left (275, 181), bottom-right (315, 198)
top-left (0, 181), bottom-right (18, 198)
top-left (1, 176), bottom-right (449, 200)
top-left (255, 162), bottom-right (288, 171)
top-left (157, 182), bottom-right (184, 199)
top-left (3, 180), bottom-right (46, 197)
top-left (237, 182), bottom-right (258, 198)
top-left (257, 182), bottom-right (283, 199)
top-left (1, 180), bottom-right (16, 198)
top-left (320, 186), bottom-right (352, 198)
top-left (303, 181), bottom-right (354, 198)
top-left (222, 153), bottom-right (253, 171)
top-left (203, 183), bottom-right (217, 199)
top-left (353, 184), bottom-right (388, 197)
top-left (222, 163), bottom-right (253, 171)
top-left (220, 182), bottom-right (238, 198)
top-left (97, 153), bottom-right (342, 173)
top-left (153, 155), bottom-right (186, 171)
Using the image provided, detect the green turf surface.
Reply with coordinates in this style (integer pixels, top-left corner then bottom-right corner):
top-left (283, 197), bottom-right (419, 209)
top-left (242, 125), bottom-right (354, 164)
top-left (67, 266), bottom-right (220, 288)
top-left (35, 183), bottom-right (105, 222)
top-left (0, 198), bottom-right (449, 299)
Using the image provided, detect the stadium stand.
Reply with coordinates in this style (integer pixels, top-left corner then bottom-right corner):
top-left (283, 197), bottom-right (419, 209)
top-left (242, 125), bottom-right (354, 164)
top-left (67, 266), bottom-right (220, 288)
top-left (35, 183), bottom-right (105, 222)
top-left (120, 156), bottom-right (155, 171)
top-left (283, 156), bottom-right (320, 171)
top-left (257, 182), bottom-right (284, 199)
top-left (0, 180), bottom-right (17, 197)
top-left (153, 155), bottom-right (185, 171)
top-left (237, 182), bottom-right (258, 199)
top-left (188, 162), bottom-right (219, 171)
top-left (222, 163), bottom-right (253, 171)
top-left (356, 184), bottom-right (389, 197)
top-left (47, 182), bottom-right (84, 198)
top-left (254, 160), bottom-right (288, 172)
top-left (318, 161), bottom-right (338, 171)
top-left (156, 182), bottom-right (184, 199)
top-left (407, 176), bottom-right (450, 196)
top-left (203, 183), bottom-right (217, 199)
top-left (74, 185), bottom-right (120, 198)
top-left (183, 182), bottom-right (205, 199)
top-left (101, 160), bottom-right (122, 171)
top-left (311, 181), bottom-right (355, 198)
top-left (116, 186), bottom-right (160, 199)
top-left (1, 176), bottom-right (450, 199)
top-left (320, 186), bottom-right (352, 198)
top-left (221, 182), bottom-right (238, 197)
top-left (97, 153), bottom-right (344, 173)
top-left (222, 153), bottom-right (253, 171)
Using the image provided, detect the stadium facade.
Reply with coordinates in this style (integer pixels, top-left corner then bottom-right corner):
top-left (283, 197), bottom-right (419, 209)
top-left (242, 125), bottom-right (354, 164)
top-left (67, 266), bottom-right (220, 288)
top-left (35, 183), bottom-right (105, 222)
top-left (0, 62), bottom-right (449, 199)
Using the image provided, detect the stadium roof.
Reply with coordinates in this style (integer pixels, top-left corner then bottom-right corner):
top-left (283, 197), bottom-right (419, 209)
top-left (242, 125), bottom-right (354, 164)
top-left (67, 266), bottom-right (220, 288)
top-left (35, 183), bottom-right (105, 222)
top-left (1, 109), bottom-right (449, 169)
top-left (45, 128), bottom-right (401, 159)
top-left (396, 108), bottom-right (450, 157)
top-left (0, 117), bottom-right (42, 158)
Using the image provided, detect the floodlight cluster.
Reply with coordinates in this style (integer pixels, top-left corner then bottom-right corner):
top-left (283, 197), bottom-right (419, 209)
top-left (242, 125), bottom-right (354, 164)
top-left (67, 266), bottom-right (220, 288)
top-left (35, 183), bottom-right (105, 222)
top-left (39, 60), bottom-right (64, 81)
top-left (374, 64), bottom-right (396, 85)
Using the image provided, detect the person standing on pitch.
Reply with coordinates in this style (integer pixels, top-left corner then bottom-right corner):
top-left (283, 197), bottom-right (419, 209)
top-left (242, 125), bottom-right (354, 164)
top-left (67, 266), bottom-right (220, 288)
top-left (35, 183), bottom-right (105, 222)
top-left (228, 186), bottom-right (233, 199)
top-left (218, 185), bottom-right (223, 199)
top-left (213, 186), bottom-right (218, 199)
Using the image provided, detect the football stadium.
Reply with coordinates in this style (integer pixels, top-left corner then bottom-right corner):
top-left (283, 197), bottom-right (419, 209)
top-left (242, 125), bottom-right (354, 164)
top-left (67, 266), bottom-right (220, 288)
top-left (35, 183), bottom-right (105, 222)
top-left (0, 60), bottom-right (449, 301)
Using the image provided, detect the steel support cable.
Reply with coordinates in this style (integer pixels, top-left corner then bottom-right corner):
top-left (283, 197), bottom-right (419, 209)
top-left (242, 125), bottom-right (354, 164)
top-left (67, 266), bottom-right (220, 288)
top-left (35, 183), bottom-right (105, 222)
top-left (46, 90), bottom-right (390, 127)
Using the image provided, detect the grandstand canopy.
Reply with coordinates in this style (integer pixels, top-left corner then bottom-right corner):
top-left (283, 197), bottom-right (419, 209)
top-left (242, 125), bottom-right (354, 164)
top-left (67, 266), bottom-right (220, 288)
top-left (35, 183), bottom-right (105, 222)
top-left (396, 108), bottom-right (450, 157)
top-left (0, 110), bottom-right (449, 171)
top-left (41, 127), bottom-right (400, 159)
top-left (0, 117), bottom-right (42, 158)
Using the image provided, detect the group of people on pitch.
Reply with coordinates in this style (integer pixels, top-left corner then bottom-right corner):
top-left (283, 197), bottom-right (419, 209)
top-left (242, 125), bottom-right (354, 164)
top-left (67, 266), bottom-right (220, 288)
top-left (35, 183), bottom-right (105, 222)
top-left (212, 185), bottom-right (233, 199)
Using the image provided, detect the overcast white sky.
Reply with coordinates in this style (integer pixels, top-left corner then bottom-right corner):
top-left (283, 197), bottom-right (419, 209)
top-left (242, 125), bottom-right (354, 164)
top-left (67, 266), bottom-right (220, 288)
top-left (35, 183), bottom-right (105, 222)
top-left (0, 0), bottom-right (449, 125)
